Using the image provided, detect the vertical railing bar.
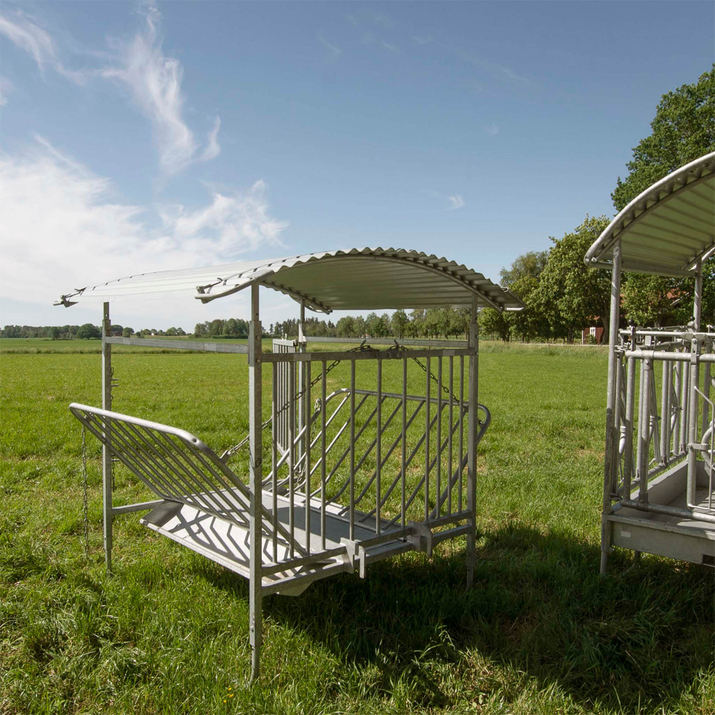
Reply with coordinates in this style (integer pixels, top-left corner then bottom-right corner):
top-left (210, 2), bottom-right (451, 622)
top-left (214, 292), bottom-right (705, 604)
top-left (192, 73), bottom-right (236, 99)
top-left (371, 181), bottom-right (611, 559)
top-left (663, 360), bottom-right (672, 466)
top-left (448, 356), bottom-right (454, 516)
top-left (272, 364), bottom-right (278, 562)
top-left (376, 359), bottom-right (382, 535)
top-left (321, 361), bottom-right (327, 551)
top-left (349, 360), bottom-right (356, 541)
top-left (680, 362), bottom-right (689, 452)
top-left (289, 360), bottom-right (296, 558)
top-left (650, 366), bottom-right (661, 465)
top-left (623, 354), bottom-right (636, 497)
top-left (401, 358), bottom-right (407, 529)
top-left (305, 361), bottom-right (311, 555)
top-left (425, 356), bottom-right (431, 522)
top-left (458, 355), bottom-right (465, 513)
top-left (638, 358), bottom-right (652, 503)
top-left (436, 357), bottom-right (442, 518)
top-left (672, 361), bottom-right (681, 456)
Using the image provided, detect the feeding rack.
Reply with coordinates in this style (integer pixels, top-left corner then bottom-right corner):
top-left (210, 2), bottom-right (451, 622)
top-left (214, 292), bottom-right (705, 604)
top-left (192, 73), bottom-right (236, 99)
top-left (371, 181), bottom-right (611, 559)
top-left (58, 247), bottom-right (522, 677)
top-left (585, 153), bottom-right (715, 572)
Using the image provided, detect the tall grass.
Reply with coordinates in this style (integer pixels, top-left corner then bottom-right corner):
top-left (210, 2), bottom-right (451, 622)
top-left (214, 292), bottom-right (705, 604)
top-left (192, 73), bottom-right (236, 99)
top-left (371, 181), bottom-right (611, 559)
top-left (0, 347), bottom-right (712, 714)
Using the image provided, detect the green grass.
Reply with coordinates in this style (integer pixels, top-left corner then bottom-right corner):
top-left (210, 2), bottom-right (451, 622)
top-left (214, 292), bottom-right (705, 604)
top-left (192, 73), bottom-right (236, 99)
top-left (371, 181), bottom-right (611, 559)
top-left (0, 346), bottom-right (712, 714)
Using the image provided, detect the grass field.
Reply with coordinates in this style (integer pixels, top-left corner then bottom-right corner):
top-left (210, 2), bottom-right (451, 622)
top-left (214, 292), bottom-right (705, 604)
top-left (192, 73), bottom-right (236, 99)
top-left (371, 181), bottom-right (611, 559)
top-left (1, 342), bottom-right (713, 714)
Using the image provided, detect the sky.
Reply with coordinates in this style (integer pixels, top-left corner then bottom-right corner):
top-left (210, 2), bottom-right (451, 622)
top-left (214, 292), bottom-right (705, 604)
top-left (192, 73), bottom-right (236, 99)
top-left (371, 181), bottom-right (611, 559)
top-left (1, 1), bottom-right (713, 332)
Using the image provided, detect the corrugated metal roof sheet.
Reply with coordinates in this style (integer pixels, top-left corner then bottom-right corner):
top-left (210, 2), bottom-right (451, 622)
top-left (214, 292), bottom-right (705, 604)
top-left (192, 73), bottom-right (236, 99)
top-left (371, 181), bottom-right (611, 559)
top-left (57, 247), bottom-right (524, 313)
top-left (585, 152), bottom-right (715, 276)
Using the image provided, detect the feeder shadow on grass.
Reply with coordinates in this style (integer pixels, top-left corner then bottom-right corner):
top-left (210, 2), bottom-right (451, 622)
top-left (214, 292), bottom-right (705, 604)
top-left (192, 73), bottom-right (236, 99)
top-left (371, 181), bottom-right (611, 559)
top-left (197, 522), bottom-right (715, 712)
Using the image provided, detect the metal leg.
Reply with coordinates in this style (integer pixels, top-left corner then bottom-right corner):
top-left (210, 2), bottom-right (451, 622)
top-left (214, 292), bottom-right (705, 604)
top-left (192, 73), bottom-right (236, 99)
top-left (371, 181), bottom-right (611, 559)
top-left (601, 242), bottom-right (622, 575)
top-left (101, 302), bottom-right (113, 574)
top-left (466, 297), bottom-right (478, 589)
top-left (248, 284), bottom-right (263, 680)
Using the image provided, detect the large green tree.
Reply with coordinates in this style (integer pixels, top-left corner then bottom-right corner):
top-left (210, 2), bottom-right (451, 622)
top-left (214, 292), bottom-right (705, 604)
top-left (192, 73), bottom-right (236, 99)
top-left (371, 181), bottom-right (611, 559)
top-left (535, 216), bottom-right (612, 341)
top-left (612, 66), bottom-right (715, 328)
top-left (612, 66), bottom-right (715, 211)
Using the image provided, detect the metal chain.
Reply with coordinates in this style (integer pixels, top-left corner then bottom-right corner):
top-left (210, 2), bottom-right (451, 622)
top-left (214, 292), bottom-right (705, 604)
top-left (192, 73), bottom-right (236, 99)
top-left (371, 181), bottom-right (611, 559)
top-left (81, 424), bottom-right (90, 557)
top-left (389, 341), bottom-right (453, 399)
top-left (221, 341), bottom-right (373, 461)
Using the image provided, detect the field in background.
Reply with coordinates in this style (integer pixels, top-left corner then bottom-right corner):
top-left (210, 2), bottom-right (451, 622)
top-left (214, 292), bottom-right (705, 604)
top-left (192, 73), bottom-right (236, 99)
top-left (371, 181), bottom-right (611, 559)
top-left (0, 345), bottom-right (712, 714)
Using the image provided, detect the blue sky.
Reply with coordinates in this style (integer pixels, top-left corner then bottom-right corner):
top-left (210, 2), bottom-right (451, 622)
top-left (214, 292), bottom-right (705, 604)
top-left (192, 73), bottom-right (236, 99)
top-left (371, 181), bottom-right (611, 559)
top-left (1, 1), bottom-right (713, 331)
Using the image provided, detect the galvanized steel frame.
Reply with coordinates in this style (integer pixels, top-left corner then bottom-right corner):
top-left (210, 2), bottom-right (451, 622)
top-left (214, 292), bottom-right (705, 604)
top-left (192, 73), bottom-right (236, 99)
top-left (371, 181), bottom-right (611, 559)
top-left (78, 289), bottom-right (488, 679)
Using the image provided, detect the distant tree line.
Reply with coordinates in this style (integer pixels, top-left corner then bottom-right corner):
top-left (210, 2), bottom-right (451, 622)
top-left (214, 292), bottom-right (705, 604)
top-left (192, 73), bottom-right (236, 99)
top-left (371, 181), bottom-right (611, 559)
top-left (1, 324), bottom-right (186, 339)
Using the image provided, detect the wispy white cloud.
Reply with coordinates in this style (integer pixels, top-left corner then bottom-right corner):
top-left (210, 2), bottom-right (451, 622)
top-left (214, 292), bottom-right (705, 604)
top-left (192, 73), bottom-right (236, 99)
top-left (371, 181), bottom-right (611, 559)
top-left (380, 40), bottom-right (399, 54)
top-left (0, 138), bottom-right (287, 304)
top-left (201, 116), bottom-right (221, 162)
top-left (448, 195), bottom-right (465, 211)
top-left (484, 123), bottom-right (500, 137)
top-left (412, 35), bottom-right (433, 46)
top-left (101, 3), bottom-right (219, 175)
top-left (459, 51), bottom-right (536, 88)
top-left (423, 189), bottom-right (466, 211)
top-left (0, 11), bottom-right (85, 83)
top-left (317, 34), bottom-right (342, 61)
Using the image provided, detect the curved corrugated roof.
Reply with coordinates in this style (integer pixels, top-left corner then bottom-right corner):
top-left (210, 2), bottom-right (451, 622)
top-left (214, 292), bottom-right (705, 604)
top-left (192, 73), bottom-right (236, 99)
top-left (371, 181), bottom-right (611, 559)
top-left (585, 152), bottom-right (715, 276)
top-left (57, 247), bottom-right (523, 313)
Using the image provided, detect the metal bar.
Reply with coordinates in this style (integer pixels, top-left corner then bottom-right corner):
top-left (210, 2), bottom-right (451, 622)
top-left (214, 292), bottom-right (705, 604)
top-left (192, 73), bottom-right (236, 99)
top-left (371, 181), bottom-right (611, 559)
top-left (263, 347), bottom-right (474, 364)
top-left (425, 356), bottom-right (431, 522)
top-left (288, 360), bottom-right (295, 558)
top-left (624, 353), bottom-right (637, 494)
top-left (376, 359), bottom-right (382, 535)
top-left (459, 356), bottom-right (464, 513)
top-left (600, 241), bottom-right (621, 575)
top-left (466, 296), bottom-right (479, 588)
top-left (401, 358), bottom-right (407, 529)
top-left (661, 359), bottom-right (671, 467)
top-left (305, 360), bottom-right (311, 555)
top-left (448, 356), bottom-right (454, 515)
top-left (349, 361), bottom-right (356, 541)
top-left (101, 302), bottom-right (113, 574)
top-left (272, 364), bottom-right (278, 563)
top-left (680, 361), bottom-right (690, 452)
top-left (625, 350), bottom-right (715, 363)
top-left (688, 339), bottom-right (700, 508)
top-left (436, 357), bottom-right (442, 519)
top-left (619, 498), bottom-right (715, 524)
top-left (694, 260), bottom-right (703, 331)
top-left (112, 499), bottom-right (164, 515)
top-left (321, 361), bottom-right (327, 551)
top-left (105, 336), bottom-right (249, 353)
top-left (303, 336), bottom-right (469, 348)
top-left (248, 283), bottom-right (263, 681)
top-left (638, 358), bottom-right (652, 504)
top-left (672, 361), bottom-right (681, 457)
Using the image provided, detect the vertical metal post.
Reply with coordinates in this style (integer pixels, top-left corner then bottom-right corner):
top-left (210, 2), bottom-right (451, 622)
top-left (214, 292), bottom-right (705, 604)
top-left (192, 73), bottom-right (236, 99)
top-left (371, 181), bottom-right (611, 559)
top-left (248, 284), bottom-right (263, 681)
top-left (424, 356), bottom-right (431, 522)
top-left (376, 358), bottom-right (382, 534)
top-left (297, 302), bottom-right (306, 465)
top-left (321, 361), bottom-right (327, 550)
top-left (101, 302), bottom-right (113, 574)
top-left (688, 261), bottom-right (703, 507)
top-left (466, 296), bottom-right (479, 589)
top-left (601, 241), bottom-right (621, 575)
top-left (401, 358), bottom-right (407, 529)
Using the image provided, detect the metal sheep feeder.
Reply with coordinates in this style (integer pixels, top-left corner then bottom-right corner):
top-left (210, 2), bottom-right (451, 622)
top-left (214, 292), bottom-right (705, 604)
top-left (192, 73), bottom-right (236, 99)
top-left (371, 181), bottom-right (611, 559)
top-left (57, 247), bottom-right (523, 678)
top-left (585, 152), bottom-right (715, 573)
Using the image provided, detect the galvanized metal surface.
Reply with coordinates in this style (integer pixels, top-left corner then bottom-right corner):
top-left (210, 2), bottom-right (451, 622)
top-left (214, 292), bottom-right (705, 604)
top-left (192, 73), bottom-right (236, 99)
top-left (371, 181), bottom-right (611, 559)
top-left (585, 152), bottom-right (715, 277)
top-left (56, 247), bottom-right (523, 313)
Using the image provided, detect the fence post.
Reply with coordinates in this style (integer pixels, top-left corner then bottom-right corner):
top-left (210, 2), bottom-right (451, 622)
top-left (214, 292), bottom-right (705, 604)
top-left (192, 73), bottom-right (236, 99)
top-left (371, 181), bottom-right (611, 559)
top-left (601, 241), bottom-right (622, 575)
top-left (101, 302), bottom-right (113, 574)
top-left (466, 296), bottom-right (479, 589)
top-left (248, 283), bottom-right (263, 680)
